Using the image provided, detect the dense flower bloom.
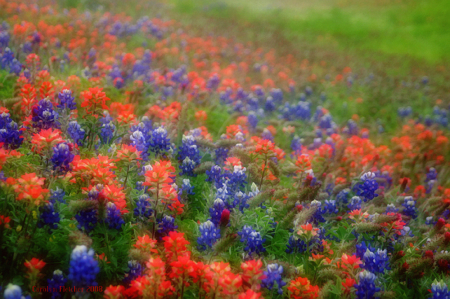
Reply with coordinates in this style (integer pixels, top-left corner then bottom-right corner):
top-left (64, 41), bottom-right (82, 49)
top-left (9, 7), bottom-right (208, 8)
top-left (57, 89), bottom-right (76, 110)
top-left (6, 173), bottom-right (49, 206)
top-left (197, 220), bottom-right (220, 251)
top-left (51, 142), bottom-right (74, 172)
top-left (261, 264), bottom-right (286, 295)
top-left (355, 172), bottom-right (379, 201)
top-left (47, 270), bottom-right (67, 299)
top-left (32, 98), bottom-right (60, 130)
top-left (239, 226), bottom-right (266, 256)
top-left (431, 280), bottom-right (450, 299)
top-left (68, 246), bottom-right (100, 288)
top-left (105, 202), bottom-right (125, 229)
top-left (354, 271), bottom-right (380, 299)
top-left (38, 202), bottom-right (60, 230)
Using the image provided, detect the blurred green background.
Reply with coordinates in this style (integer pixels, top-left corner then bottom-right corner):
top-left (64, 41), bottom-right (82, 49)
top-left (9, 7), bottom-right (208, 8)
top-left (168, 0), bottom-right (450, 69)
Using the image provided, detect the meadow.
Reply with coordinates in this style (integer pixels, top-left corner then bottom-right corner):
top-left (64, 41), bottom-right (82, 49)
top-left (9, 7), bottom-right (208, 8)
top-left (0, 0), bottom-right (449, 298)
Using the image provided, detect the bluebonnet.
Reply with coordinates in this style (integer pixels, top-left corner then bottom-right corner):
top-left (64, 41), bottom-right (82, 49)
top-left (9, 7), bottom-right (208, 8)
top-left (157, 215), bottom-right (177, 237)
top-left (123, 261), bottom-right (142, 285)
top-left (0, 112), bottom-right (23, 149)
top-left (134, 194), bottom-right (153, 219)
top-left (362, 248), bottom-right (390, 274)
top-left (385, 204), bottom-right (399, 214)
top-left (374, 170), bottom-right (393, 190)
top-left (335, 189), bottom-right (350, 207)
top-left (214, 147), bottom-right (229, 165)
top-left (149, 126), bottom-right (172, 157)
top-left (135, 181), bottom-right (146, 191)
top-left (38, 202), bottom-right (60, 230)
top-left (49, 188), bottom-right (66, 203)
top-left (426, 217), bottom-right (435, 226)
top-left (402, 196), bottom-right (417, 219)
top-left (179, 179), bottom-right (194, 196)
top-left (426, 180), bottom-right (436, 194)
top-left (67, 121), bottom-right (85, 146)
top-left (238, 225), bottom-right (266, 256)
top-left (99, 113), bottom-right (115, 145)
top-left (32, 98), bottom-right (60, 130)
top-left (356, 241), bottom-right (376, 260)
top-left (286, 235), bottom-right (307, 254)
top-left (51, 143), bottom-right (74, 172)
top-left (206, 73), bottom-right (220, 90)
top-left (197, 220), bottom-right (220, 251)
top-left (318, 114), bottom-right (335, 130)
top-left (354, 271), bottom-right (380, 299)
top-left (270, 88), bottom-right (283, 104)
top-left (232, 191), bottom-right (250, 212)
top-left (47, 270), bottom-right (67, 299)
top-left (3, 284), bottom-right (30, 299)
top-left (57, 89), bottom-right (76, 110)
top-left (209, 198), bottom-right (225, 226)
top-left (355, 172), bottom-right (379, 201)
top-left (68, 246), bottom-right (100, 288)
top-left (346, 119), bottom-right (358, 135)
top-left (430, 280), bottom-right (450, 299)
top-left (0, 31), bottom-right (9, 48)
top-left (398, 107), bottom-right (412, 118)
top-left (206, 165), bottom-right (223, 188)
top-left (261, 128), bottom-right (274, 141)
top-left (1, 48), bottom-right (22, 75)
top-left (75, 209), bottom-right (97, 232)
top-left (247, 112), bottom-right (258, 130)
top-left (105, 203), bottom-right (124, 229)
top-left (265, 97), bottom-right (276, 112)
top-left (310, 200), bottom-right (326, 224)
top-left (291, 137), bottom-right (302, 155)
top-left (324, 200), bottom-right (339, 214)
top-left (261, 264), bottom-right (286, 295)
top-left (426, 168), bottom-right (438, 182)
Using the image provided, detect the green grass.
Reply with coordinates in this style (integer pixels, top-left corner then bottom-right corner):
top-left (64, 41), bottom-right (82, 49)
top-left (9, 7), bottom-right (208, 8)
top-left (169, 0), bottom-right (450, 67)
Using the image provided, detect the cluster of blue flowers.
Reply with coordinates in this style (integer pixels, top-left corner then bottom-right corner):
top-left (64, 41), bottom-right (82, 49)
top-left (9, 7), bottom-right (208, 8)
top-left (123, 260), bottom-right (142, 285)
top-left (355, 172), bottom-right (379, 201)
top-left (178, 134), bottom-right (201, 176)
top-left (0, 112), bottom-right (23, 149)
top-left (31, 98), bottom-right (60, 130)
top-left (197, 220), bottom-right (220, 251)
top-left (105, 203), bottom-right (125, 230)
top-left (68, 246), bottom-right (100, 289)
top-left (38, 202), bottom-right (60, 230)
top-left (157, 215), bottom-right (177, 237)
top-left (354, 271), bottom-right (380, 299)
top-left (238, 225), bottom-right (266, 256)
top-left (51, 142), bottom-right (74, 172)
top-left (261, 264), bottom-right (287, 295)
top-left (67, 121), bottom-right (85, 146)
top-left (134, 194), bottom-right (153, 220)
top-left (47, 270), bottom-right (67, 299)
top-left (1, 47), bottom-right (22, 75)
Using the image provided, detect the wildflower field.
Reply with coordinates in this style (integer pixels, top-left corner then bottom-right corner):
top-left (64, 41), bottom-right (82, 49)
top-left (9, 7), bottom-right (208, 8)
top-left (1, 0), bottom-right (450, 298)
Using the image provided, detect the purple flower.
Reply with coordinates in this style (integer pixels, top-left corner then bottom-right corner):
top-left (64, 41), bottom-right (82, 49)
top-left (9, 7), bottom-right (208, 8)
top-left (402, 196), bottom-right (417, 219)
top-left (238, 225), bottom-right (266, 256)
top-left (362, 248), bottom-right (390, 274)
top-left (67, 121), bottom-right (85, 146)
top-left (261, 264), bottom-right (286, 295)
top-left (105, 202), bottom-right (124, 230)
top-left (197, 220), bottom-right (220, 251)
top-left (134, 194), bottom-right (153, 219)
top-left (149, 126), bottom-right (173, 157)
top-left (38, 202), bottom-right (60, 230)
top-left (123, 261), bottom-right (142, 285)
top-left (32, 98), bottom-right (60, 130)
top-left (157, 215), bottom-right (177, 237)
top-left (75, 209), bottom-right (97, 232)
top-left (57, 89), bottom-right (76, 110)
top-left (354, 271), bottom-right (380, 299)
top-left (47, 270), bottom-right (67, 299)
top-left (0, 112), bottom-right (23, 149)
top-left (51, 143), bottom-right (74, 172)
top-left (68, 246), bottom-right (100, 289)
top-left (355, 172), bottom-right (379, 201)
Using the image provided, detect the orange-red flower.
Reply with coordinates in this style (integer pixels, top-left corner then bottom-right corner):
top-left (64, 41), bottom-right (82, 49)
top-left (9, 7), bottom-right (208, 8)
top-left (288, 276), bottom-right (319, 299)
top-left (80, 87), bottom-right (110, 114)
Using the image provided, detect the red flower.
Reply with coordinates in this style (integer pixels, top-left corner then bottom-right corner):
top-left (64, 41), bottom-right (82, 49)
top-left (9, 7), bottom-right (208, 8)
top-left (80, 87), bottom-right (110, 114)
top-left (24, 258), bottom-right (46, 272)
top-left (104, 285), bottom-right (125, 299)
top-left (238, 289), bottom-right (264, 299)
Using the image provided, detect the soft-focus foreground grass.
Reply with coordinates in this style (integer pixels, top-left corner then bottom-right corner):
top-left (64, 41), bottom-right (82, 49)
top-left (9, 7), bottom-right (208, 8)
top-left (169, 0), bottom-right (450, 68)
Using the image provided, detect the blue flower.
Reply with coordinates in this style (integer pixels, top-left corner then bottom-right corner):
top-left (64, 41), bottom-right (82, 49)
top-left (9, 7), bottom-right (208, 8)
top-left (261, 264), bottom-right (286, 295)
top-left (197, 220), bottom-right (220, 251)
top-left (157, 215), bottom-right (177, 237)
top-left (209, 198), bottom-right (225, 226)
top-left (354, 271), bottom-right (380, 299)
top-left (402, 196), bottom-right (417, 219)
top-left (426, 167), bottom-right (438, 182)
top-left (362, 248), bottom-right (390, 274)
top-left (385, 204), bottom-right (399, 214)
top-left (32, 98), bottom-right (60, 130)
top-left (68, 246), bottom-right (100, 289)
top-left (0, 112), bottom-right (23, 149)
top-left (286, 235), bottom-right (307, 254)
top-left (75, 209), bottom-right (97, 232)
top-left (47, 270), bottom-right (67, 299)
top-left (123, 261), bottom-right (142, 285)
top-left (206, 165), bottom-right (223, 188)
top-left (57, 89), bottom-right (76, 110)
top-left (355, 172), bottom-right (379, 201)
top-left (51, 143), bottom-right (74, 172)
top-left (310, 200), bottom-right (326, 224)
top-left (178, 134), bottom-right (201, 176)
top-left (214, 147), bottom-right (229, 165)
top-left (238, 225), bottom-right (266, 256)
top-left (67, 121), bottom-right (85, 146)
top-left (134, 194), bottom-right (153, 219)
top-left (99, 113), bottom-right (115, 145)
top-left (149, 126), bottom-right (173, 157)
top-left (324, 199), bottom-right (338, 214)
top-left (348, 196), bottom-right (362, 211)
top-left (431, 280), bottom-right (450, 299)
top-left (49, 188), bottom-right (66, 203)
top-left (38, 202), bottom-right (60, 230)
top-left (106, 203), bottom-right (124, 230)
top-left (3, 284), bottom-right (30, 299)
